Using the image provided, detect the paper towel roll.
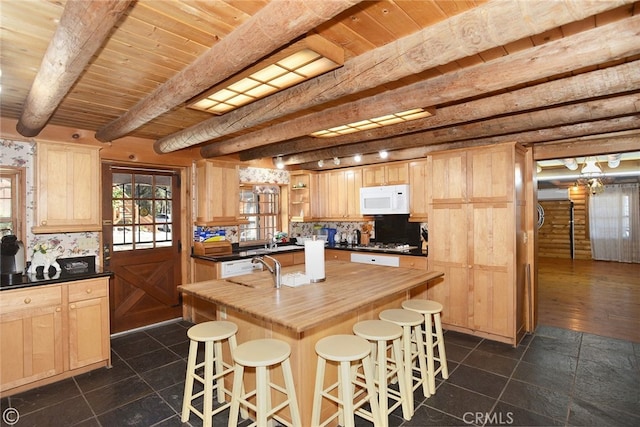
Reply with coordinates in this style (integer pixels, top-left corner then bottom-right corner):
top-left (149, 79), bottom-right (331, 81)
top-left (304, 239), bottom-right (325, 282)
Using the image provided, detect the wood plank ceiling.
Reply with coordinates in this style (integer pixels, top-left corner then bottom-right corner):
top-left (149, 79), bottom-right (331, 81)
top-left (1, 0), bottom-right (639, 171)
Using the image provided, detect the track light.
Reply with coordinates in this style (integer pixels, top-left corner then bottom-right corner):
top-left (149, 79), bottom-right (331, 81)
top-left (379, 150), bottom-right (388, 159)
top-left (353, 154), bottom-right (362, 162)
top-left (333, 157), bottom-right (340, 165)
top-left (317, 159), bottom-right (324, 167)
top-left (275, 156), bottom-right (284, 169)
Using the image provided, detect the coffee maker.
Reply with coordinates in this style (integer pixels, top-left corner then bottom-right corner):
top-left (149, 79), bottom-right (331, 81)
top-left (1, 234), bottom-right (26, 285)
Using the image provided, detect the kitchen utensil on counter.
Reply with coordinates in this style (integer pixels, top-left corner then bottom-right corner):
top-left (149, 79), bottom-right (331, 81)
top-left (321, 228), bottom-right (337, 246)
top-left (421, 227), bottom-right (428, 242)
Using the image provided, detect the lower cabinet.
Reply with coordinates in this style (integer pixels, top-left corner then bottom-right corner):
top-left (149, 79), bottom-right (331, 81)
top-left (0, 277), bottom-right (110, 396)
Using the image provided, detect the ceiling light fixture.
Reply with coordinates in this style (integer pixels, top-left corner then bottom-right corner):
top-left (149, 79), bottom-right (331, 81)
top-left (607, 153), bottom-right (621, 168)
top-left (581, 156), bottom-right (603, 178)
top-left (310, 107), bottom-right (435, 138)
top-left (561, 158), bottom-right (579, 170)
top-left (275, 156), bottom-right (284, 169)
top-left (317, 159), bottom-right (324, 167)
top-left (333, 157), bottom-right (340, 166)
top-left (379, 150), bottom-right (388, 159)
top-left (353, 154), bottom-right (362, 162)
top-left (188, 35), bottom-right (344, 115)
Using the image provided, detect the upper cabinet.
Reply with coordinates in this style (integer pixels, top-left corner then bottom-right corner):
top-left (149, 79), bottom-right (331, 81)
top-left (195, 160), bottom-right (241, 226)
top-left (362, 163), bottom-right (409, 187)
top-left (316, 168), bottom-right (362, 220)
top-left (289, 171), bottom-right (316, 222)
top-left (408, 159), bottom-right (429, 221)
top-left (33, 141), bottom-right (101, 234)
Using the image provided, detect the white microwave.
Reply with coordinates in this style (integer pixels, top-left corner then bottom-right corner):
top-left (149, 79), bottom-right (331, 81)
top-left (360, 184), bottom-right (410, 215)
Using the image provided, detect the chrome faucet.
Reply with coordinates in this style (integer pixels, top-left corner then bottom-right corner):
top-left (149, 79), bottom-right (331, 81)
top-left (252, 255), bottom-right (282, 289)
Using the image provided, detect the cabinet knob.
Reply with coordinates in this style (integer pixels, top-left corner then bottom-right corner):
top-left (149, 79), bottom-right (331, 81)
top-left (86, 288), bottom-right (92, 294)
top-left (56, 307), bottom-right (61, 312)
top-left (24, 297), bottom-right (31, 304)
top-left (40, 220), bottom-right (47, 226)
top-left (70, 304), bottom-right (76, 310)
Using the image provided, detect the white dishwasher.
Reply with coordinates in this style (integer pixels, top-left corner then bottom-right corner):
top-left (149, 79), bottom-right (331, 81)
top-left (219, 258), bottom-right (263, 278)
top-left (350, 253), bottom-right (400, 267)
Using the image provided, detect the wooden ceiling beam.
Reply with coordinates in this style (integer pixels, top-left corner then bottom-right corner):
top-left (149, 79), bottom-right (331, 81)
top-left (296, 118), bottom-right (640, 170)
top-left (94, 0), bottom-right (361, 143)
top-left (155, 0), bottom-right (631, 154)
top-left (200, 7), bottom-right (640, 158)
top-left (241, 57), bottom-right (640, 162)
top-left (290, 95), bottom-right (640, 168)
top-left (15, 0), bottom-right (133, 137)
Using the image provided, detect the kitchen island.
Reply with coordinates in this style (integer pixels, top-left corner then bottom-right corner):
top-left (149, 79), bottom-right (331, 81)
top-left (179, 260), bottom-right (443, 425)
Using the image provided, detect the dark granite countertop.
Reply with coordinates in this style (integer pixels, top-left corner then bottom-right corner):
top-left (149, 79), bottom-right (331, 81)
top-left (192, 244), bottom-right (427, 262)
top-left (0, 268), bottom-right (113, 291)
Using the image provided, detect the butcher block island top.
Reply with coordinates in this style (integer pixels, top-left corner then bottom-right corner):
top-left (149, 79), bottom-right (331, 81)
top-left (178, 260), bottom-right (443, 333)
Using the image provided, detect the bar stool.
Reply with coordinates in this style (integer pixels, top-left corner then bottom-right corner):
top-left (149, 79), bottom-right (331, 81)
top-left (401, 299), bottom-right (449, 394)
top-left (227, 338), bottom-right (301, 427)
top-left (378, 308), bottom-right (430, 415)
top-left (353, 320), bottom-right (412, 426)
top-left (311, 334), bottom-right (381, 427)
top-left (181, 321), bottom-right (240, 427)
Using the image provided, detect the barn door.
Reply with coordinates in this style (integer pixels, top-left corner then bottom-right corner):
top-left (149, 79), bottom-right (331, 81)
top-left (102, 164), bottom-right (182, 333)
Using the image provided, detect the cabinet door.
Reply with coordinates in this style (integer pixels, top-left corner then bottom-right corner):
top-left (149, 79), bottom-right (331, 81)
top-left (196, 160), bottom-right (239, 225)
top-left (385, 163), bottom-right (409, 185)
top-left (467, 145), bottom-right (514, 203)
top-left (427, 204), bottom-right (470, 328)
top-left (469, 203), bottom-right (514, 337)
top-left (344, 168), bottom-right (362, 218)
top-left (363, 165), bottom-right (386, 187)
top-left (327, 170), bottom-right (348, 218)
top-left (429, 151), bottom-right (466, 203)
top-left (68, 279), bottom-right (110, 369)
top-left (408, 159), bottom-right (429, 220)
top-left (33, 142), bottom-right (101, 233)
top-left (314, 172), bottom-right (330, 219)
top-left (0, 286), bottom-right (64, 392)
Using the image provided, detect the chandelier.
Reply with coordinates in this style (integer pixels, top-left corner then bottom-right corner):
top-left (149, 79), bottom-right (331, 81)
top-left (578, 156), bottom-right (605, 195)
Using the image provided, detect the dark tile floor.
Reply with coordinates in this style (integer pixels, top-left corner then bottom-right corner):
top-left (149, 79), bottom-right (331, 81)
top-left (1, 320), bottom-right (639, 426)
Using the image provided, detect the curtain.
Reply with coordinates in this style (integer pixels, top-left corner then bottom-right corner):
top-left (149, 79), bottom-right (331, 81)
top-left (589, 184), bottom-right (640, 263)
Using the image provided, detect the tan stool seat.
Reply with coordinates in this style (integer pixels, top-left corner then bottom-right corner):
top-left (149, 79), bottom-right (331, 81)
top-left (379, 308), bottom-right (430, 416)
top-left (181, 321), bottom-right (240, 427)
top-left (228, 338), bottom-right (301, 427)
top-left (402, 299), bottom-right (449, 395)
top-left (353, 320), bottom-right (411, 427)
top-left (311, 335), bottom-right (381, 427)
top-left (232, 338), bottom-right (290, 366)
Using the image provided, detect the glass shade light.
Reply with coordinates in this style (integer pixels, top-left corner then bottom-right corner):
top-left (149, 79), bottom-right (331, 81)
top-left (188, 35), bottom-right (344, 115)
top-left (310, 108), bottom-right (434, 138)
top-left (581, 156), bottom-right (602, 177)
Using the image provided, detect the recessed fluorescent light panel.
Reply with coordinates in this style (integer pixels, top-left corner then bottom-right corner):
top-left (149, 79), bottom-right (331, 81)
top-left (310, 108), bottom-right (434, 138)
top-left (188, 35), bottom-right (343, 115)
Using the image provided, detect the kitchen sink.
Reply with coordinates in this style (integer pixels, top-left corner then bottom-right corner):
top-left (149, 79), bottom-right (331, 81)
top-left (241, 245), bottom-right (301, 256)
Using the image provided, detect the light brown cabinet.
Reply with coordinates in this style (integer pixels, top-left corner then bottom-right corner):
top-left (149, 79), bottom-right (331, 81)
top-left (0, 277), bottom-right (111, 395)
top-left (67, 279), bottom-right (110, 370)
top-left (362, 163), bottom-right (409, 187)
top-left (33, 141), bottom-right (101, 233)
top-left (408, 159), bottom-right (429, 221)
top-left (427, 143), bottom-right (526, 345)
top-left (195, 160), bottom-right (240, 226)
top-left (316, 169), bottom-right (362, 220)
top-left (289, 171), bottom-right (315, 222)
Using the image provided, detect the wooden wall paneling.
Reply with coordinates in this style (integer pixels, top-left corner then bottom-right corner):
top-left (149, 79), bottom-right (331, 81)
top-left (538, 200), bottom-right (572, 259)
top-left (569, 186), bottom-right (593, 259)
